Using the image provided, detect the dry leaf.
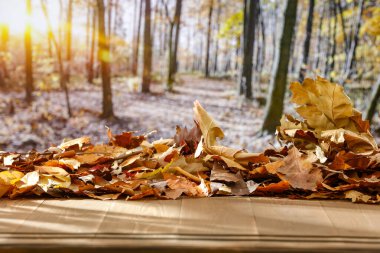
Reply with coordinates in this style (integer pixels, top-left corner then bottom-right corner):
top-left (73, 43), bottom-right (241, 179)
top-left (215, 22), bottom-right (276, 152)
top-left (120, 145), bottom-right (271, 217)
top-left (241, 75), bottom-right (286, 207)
top-left (277, 147), bottom-right (323, 191)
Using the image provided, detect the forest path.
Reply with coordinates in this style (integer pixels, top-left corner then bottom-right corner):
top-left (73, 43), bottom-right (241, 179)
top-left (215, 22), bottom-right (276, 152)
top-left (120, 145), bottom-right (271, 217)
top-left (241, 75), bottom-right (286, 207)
top-left (0, 75), bottom-right (272, 152)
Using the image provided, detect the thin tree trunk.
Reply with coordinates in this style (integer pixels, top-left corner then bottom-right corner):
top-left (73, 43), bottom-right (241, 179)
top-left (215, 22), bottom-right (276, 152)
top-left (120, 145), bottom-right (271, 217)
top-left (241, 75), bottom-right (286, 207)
top-left (25, 0), bottom-right (33, 103)
top-left (172, 0), bottom-right (182, 75)
top-left (88, 6), bottom-right (97, 84)
top-left (107, 0), bottom-right (112, 38)
top-left (299, 0), bottom-right (314, 81)
top-left (330, 1), bottom-right (337, 81)
top-left (364, 75), bottom-right (380, 123)
top-left (65, 0), bottom-right (73, 83)
top-left (337, 0), bottom-right (349, 54)
top-left (86, 2), bottom-right (91, 59)
top-left (314, 2), bottom-right (325, 70)
top-left (240, 0), bottom-right (257, 99)
top-left (141, 0), bottom-right (152, 93)
top-left (165, 0), bottom-right (182, 91)
top-left (213, 0), bottom-right (221, 74)
top-left (97, 0), bottom-right (114, 117)
top-left (262, 0), bottom-right (298, 133)
top-left (132, 0), bottom-right (143, 76)
top-left (166, 16), bottom-right (175, 90)
top-left (341, 0), bottom-right (364, 82)
top-left (324, 4), bottom-right (332, 77)
top-left (204, 0), bottom-right (214, 77)
top-left (41, 0), bottom-right (72, 117)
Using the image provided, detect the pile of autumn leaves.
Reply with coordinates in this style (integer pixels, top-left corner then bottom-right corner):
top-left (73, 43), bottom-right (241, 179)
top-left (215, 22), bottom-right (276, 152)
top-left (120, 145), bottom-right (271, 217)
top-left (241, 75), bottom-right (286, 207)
top-left (0, 77), bottom-right (379, 203)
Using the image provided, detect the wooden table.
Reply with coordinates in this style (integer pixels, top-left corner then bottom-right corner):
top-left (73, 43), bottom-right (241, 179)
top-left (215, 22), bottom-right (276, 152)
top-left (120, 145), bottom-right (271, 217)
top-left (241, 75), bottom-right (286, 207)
top-left (0, 197), bottom-right (379, 252)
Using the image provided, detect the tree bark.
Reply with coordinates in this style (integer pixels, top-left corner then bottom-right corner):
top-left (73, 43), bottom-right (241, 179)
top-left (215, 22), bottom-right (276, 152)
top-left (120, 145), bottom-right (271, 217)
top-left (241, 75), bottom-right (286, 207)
top-left (141, 0), bottom-right (152, 93)
top-left (172, 0), bottom-right (182, 75)
top-left (213, 0), bottom-right (221, 74)
top-left (25, 0), bottom-right (34, 103)
top-left (329, 1), bottom-right (337, 81)
top-left (262, 0), bottom-right (298, 133)
top-left (88, 6), bottom-right (97, 84)
top-left (204, 0), bottom-right (214, 77)
top-left (131, 0), bottom-right (143, 76)
top-left (337, 0), bottom-right (349, 54)
top-left (166, 0), bottom-right (182, 91)
top-left (364, 75), bottom-right (380, 123)
top-left (299, 0), bottom-right (314, 81)
top-left (65, 0), bottom-right (73, 83)
top-left (341, 0), bottom-right (364, 83)
top-left (240, 0), bottom-right (257, 99)
top-left (97, 0), bottom-right (114, 117)
top-left (314, 2), bottom-right (325, 70)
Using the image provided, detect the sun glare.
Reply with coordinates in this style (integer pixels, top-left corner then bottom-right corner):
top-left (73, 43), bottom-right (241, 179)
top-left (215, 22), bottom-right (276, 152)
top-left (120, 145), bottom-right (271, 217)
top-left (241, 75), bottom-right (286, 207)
top-left (0, 0), bottom-right (60, 36)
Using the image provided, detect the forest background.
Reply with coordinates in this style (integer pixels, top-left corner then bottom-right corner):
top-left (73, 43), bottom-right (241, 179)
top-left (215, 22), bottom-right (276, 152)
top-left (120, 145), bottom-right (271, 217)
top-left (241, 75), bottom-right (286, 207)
top-left (0, 0), bottom-right (379, 152)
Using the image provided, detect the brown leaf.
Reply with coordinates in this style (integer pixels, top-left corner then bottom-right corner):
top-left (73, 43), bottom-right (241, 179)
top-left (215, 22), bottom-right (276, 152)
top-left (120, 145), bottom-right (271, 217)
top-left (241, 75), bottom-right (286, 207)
top-left (210, 162), bottom-right (240, 183)
top-left (108, 129), bottom-right (145, 149)
top-left (277, 147), bottom-right (323, 191)
top-left (59, 136), bottom-right (91, 151)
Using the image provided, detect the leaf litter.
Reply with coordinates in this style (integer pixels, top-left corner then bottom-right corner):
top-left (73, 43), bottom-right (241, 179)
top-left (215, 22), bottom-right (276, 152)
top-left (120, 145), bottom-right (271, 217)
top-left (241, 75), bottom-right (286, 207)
top-left (0, 77), bottom-right (379, 203)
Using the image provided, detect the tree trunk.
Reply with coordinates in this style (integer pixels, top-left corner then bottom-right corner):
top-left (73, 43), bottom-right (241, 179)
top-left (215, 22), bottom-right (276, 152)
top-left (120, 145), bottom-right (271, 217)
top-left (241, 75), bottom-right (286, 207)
top-left (25, 0), bottom-right (33, 103)
top-left (172, 0), bottom-right (182, 75)
top-left (213, 0), bottom-right (221, 74)
top-left (299, 0), bottom-right (314, 81)
top-left (341, 0), bottom-right (364, 83)
top-left (204, 0), bottom-right (213, 77)
top-left (141, 0), bottom-right (152, 93)
top-left (262, 0), bottom-right (298, 133)
top-left (240, 0), bottom-right (257, 99)
top-left (131, 0), bottom-right (143, 76)
top-left (364, 75), bottom-right (380, 123)
top-left (41, 0), bottom-right (72, 117)
top-left (88, 6), bottom-right (97, 84)
top-left (86, 2), bottom-right (91, 56)
top-left (65, 0), bottom-right (73, 83)
top-left (107, 0), bottom-right (112, 38)
top-left (337, 0), bottom-right (349, 54)
top-left (314, 2), bottom-right (325, 70)
top-left (330, 1), bottom-right (337, 81)
top-left (97, 0), bottom-right (114, 117)
top-left (166, 0), bottom-right (182, 91)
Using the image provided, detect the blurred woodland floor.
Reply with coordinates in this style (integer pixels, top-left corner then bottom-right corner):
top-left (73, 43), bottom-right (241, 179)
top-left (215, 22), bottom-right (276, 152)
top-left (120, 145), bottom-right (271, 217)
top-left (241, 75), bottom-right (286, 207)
top-left (0, 75), bottom-right (379, 153)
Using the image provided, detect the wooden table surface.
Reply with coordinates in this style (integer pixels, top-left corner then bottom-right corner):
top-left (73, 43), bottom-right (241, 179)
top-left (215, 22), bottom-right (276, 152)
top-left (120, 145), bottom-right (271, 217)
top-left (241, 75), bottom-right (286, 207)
top-left (0, 197), bottom-right (379, 252)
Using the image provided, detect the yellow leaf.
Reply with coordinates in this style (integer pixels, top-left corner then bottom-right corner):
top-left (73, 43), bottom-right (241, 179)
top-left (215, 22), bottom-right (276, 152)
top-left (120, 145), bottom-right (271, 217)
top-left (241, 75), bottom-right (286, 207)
top-left (290, 77), bottom-right (355, 131)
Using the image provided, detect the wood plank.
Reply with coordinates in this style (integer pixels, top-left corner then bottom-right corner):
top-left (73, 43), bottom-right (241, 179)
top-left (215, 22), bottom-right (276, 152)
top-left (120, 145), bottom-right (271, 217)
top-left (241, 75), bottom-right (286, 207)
top-left (0, 197), bottom-right (379, 252)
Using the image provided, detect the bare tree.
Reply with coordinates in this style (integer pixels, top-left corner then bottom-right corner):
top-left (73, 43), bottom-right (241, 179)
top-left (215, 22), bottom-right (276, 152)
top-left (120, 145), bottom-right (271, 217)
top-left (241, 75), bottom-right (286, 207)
top-left (88, 4), bottom-right (97, 84)
top-left (141, 0), bottom-right (152, 93)
top-left (299, 0), bottom-right (314, 81)
top-left (164, 0), bottom-right (182, 92)
top-left (131, 0), bottom-right (143, 76)
top-left (97, 0), bottom-right (114, 117)
top-left (340, 0), bottom-right (364, 83)
top-left (262, 0), bottom-right (298, 133)
top-left (25, 0), bottom-right (33, 103)
top-left (240, 0), bottom-right (257, 99)
top-left (213, 0), bottom-right (221, 74)
top-left (204, 0), bottom-right (214, 77)
top-left (65, 0), bottom-right (73, 83)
